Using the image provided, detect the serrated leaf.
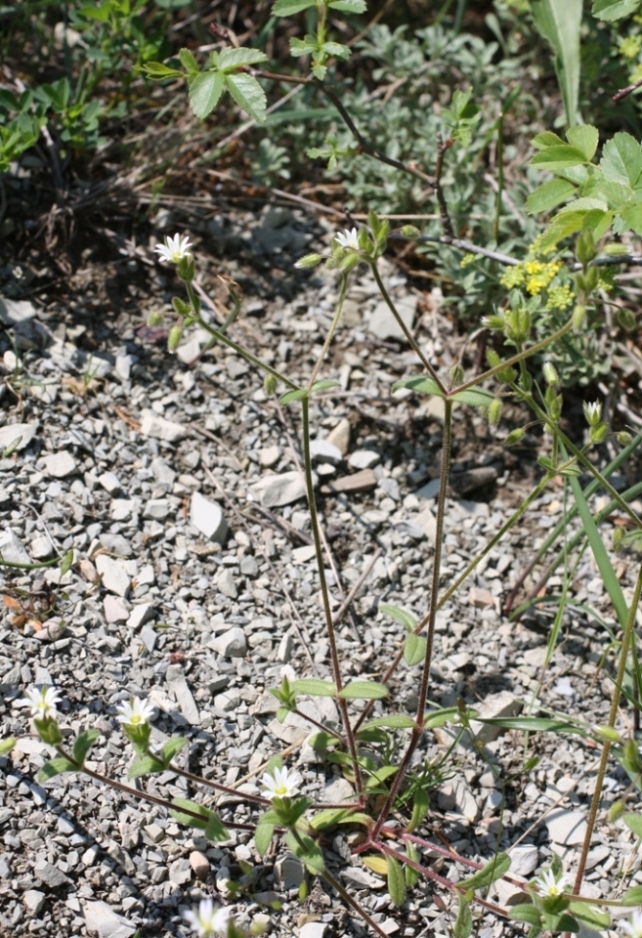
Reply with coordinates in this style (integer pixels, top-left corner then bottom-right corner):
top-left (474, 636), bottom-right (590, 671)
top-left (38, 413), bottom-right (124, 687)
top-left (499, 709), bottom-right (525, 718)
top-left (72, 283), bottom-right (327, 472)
top-left (178, 47), bottom-right (199, 73)
top-left (404, 633), bottom-right (427, 667)
top-left (532, 131), bottom-right (565, 149)
top-left (38, 757), bottom-right (76, 782)
top-left (161, 736), bottom-right (189, 765)
top-left (531, 146), bottom-right (588, 171)
top-left (386, 855), bottom-right (406, 906)
top-left (218, 47), bottom-right (268, 70)
top-left (128, 755), bottom-right (165, 778)
top-left (189, 71), bottom-right (225, 119)
top-left (0, 737), bottom-right (16, 756)
top-left (255, 815), bottom-right (276, 855)
top-left (601, 132), bottom-right (642, 187)
top-left (362, 855), bottom-right (388, 876)
top-left (509, 904), bottom-right (543, 925)
top-left (622, 885), bottom-right (642, 905)
top-left (453, 896), bottom-right (473, 938)
top-left (362, 714), bottom-right (416, 730)
top-left (339, 680), bottom-right (388, 700)
top-left (566, 125), bottom-right (599, 161)
top-left (380, 604), bottom-right (418, 632)
top-left (279, 388), bottom-right (308, 406)
top-left (272, 0), bottom-right (317, 13)
top-left (406, 785), bottom-right (430, 832)
top-left (592, 0), bottom-right (640, 20)
top-left (526, 178), bottom-right (576, 214)
top-left (72, 729), bottom-right (100, 767)
top-left (321, 41), bottom-right (351, 59)
top-left (291, 678), bottom-right (337, 697)
top-left (225, 72), bottom-right (267, 122)
top-left (623, 812), bottom-right (642, 837)
top-left (620, 202), bottom-right (642, 235)
top-left (460, 853), bottom-right (510, 890)
top-left (329, 0), bottom-right (367, 10)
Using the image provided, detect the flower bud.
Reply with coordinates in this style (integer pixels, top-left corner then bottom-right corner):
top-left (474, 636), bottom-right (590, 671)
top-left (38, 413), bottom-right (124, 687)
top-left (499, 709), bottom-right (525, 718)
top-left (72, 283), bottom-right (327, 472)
top-left (167, 324), bottom-right (183, 353)
top-left (505, 428), bottom-right (525, 446)
top-left (589, 423), bottom-right (608, 445)
top-left (576, 229), bottom-right (597, 266)
top-left (147, 311), bottom-right (164, 327)
top-left (542, 362), bottom-right (558, 386)
top-left (264, 375), bottom-right (278, 395)
top-left (572, 304), bottom-right (586, 329)
top-left (294, 253), bottom-right (322, 270)
top-left (488, 398), bottom-right (502, 426)
top-left (583, 401), bottom-right (602, 426)
top-left (399, 225), bottom-right (421, 239)
top-left (618, 431), bottom-right (633, 447)
top-left (617, 308), bottom-right (636, 330)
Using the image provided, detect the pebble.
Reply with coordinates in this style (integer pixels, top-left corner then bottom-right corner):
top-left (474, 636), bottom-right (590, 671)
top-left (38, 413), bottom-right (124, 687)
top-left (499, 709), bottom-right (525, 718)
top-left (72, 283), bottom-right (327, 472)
top-left (545, 809), bottom-right (588, 846)
top-left (38, 451), bottom-right (77, 478)
top-left (310, 439), bottom-right (343, 465)
top-left (299, 923), bottom-right (329, 938)
top-left (322, 468), bottom-right (377, 493)
top-left (0, 421), bottom-right (38, 452)
top-left (470, 691), bottom-right (522, 743)
top-left (326, 417), bottom-right (350, 455)
top-left (368, 294), bottom-right (416, 341)
top-left (23, 889), bottom-right (46, 914)
top-left (140, 408), bottom-right (188, 442)
top-left (98, 471), bottom-right (122, 495)
top-left (191, 491), bottom-right (228, 543)
top-left (95, 554), bottom-right (132, 597)
top-left (250, 470), bottom-right (308, 507)
top-left (127, 603), bottom-right (155, 630)
top-left (83, 901), bottom-right (136, 938)
top-left (0, 528), bottom-right (32, 564)
top-left (348, 449), bottom-right (381, 470)
top-left (209, 628), bottom-right (247, 658)
top-left (166, 665), bottom-right (200, 725)
top-left (216, 568), bottom-right (238, 599)
top-left (34, 861), bottom-right (70, 888)
top-left (190, 851), bottom-right (210, 882)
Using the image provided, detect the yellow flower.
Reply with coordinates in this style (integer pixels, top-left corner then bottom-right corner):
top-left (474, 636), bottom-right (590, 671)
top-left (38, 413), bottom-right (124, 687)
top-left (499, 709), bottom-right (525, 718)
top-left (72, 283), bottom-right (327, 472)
top-left (500, 265), bottom-right (525, 289)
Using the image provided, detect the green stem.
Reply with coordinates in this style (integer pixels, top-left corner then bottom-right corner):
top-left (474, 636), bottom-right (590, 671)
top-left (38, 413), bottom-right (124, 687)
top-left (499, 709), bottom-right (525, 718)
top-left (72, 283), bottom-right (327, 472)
top-left (573, 560), bottom-right (642, 894)
top-left (307, 273), bottom-right (348, 390)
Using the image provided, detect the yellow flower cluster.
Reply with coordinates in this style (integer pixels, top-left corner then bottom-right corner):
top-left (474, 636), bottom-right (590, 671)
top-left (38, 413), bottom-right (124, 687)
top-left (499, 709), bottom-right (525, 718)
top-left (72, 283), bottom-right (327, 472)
top-left (524, 259), bottom-right (561, 295)
top-left (545, 284), bottom-right (574, 311)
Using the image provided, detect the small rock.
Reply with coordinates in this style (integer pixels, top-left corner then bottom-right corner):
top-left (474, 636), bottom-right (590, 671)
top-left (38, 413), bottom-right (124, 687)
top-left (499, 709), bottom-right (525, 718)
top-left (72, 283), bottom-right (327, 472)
top-left (416, 478), bottom-right (441, 500)
top-left (250, 471), bottom-right (307, 508)
top-left (34, 861), bottom-right (70, 889)
top-left (322, 468), bottom-right (377, 494)
top-left (469, 587), bottom-right (496, 609)
top-left (140, 408), bottom-right (188, 443)
top-left (327, 418), bottom-right (350, 456)
top-left (0, 421), bottom-right (38, 452)
top-left (97, 471), bottom-right (122, 495)
top-left (368, 294), bottom-right (416, 341)
top-left (143, 498), bottom-right (170, 521)
top-left (216, 568), bottom-right (238, 599)
top-left (470, 691), bottom-right (522, 743)
top-left (299, 922), bottom-right (328, 938)
top-left (214, 688), bottom-right (242, 711)
top-left (151, 456), bottom-right (176, 487)
top-left (30, 536), bottom-right (54, 560)
top-left (104, 595), bottom-right (129, 623)
top-left (276, 855), bottom-right (305, 889)
top-left (39, 451), bottom-right (77, 478)
top-left (413, 506), bottom-right (437, 541)
top-left (96, 555), bottom-right (132, 598)
top-left (166, 665), bottom-right (200, 725)
top-left (310, 439), bottom-right (343, 466)
top-left (258, 445), bottom-right (281, 468)
top-left (508, 844), bottom-right (539, 877)
top-left (23, 890), bottom-right (46, 914)
top-left (0, 528), bottom-right (32, 565)
top-left (209, 628), bottom-right (247, 658)
top-left (348, 449), bottom-right (380, 470)
top-left (127, 603), bottom-right (155, 630)
top-left (169, 858), bottom-right (192, 885)
top-left (190, 851), bottom-right (210, 882)
top-left (83, 900), bottom-right (136, 938)
top-left (191, 491), bottom-right (228, 543)
top-left (292, 545), bottom-right (317, 563)
top-left (545, 809), bottom-right (587, 846)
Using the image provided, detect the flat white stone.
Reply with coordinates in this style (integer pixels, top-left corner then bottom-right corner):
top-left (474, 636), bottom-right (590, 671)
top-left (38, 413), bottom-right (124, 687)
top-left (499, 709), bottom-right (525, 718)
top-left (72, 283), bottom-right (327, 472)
top-left (0, 528), bottom-right (32, 565)
top-left (310, 439), bottom-right (343, 465)
top-left (258, 445), bottom-right (281, 468)
top-left (98, 471), bottom-right (121, 495)
top-left (508, 844), bottom-right (539, 877)
top-left (83, 900), bottom-right (136, 938)
top-left (326, 417), bottom-right (350, 455)
top-left (23, 890), bottom-right (46, 914)
top-left (249, 470), bottom-right (307, 508)
top-left (292, 545), bottom-right (317, 563)
top-left (470, 691), bottom-right (522, 743)
top-left (209, 627), bottom-right (247, 658)
top-left (103, 595), bottom-right (129, 623)
top-left (0, 421), bottom-right (38, 452)
top-left (368, 294), bottom-right (416, 341)
top-left (167, 666), bottom-right (200, 725)
top-left (96, 555), bottom-right (132, 597)
top-left (140, 408), bottom-right (188, 442)
top-left (191, 491), bottom-right (228, 543)
top-left (127, 603), bottom-right (155, 630)
top-left (545, 809), bottom-right (587, 846)
top-left (348, 449), bottom-right (380, 470)
top-left (415, 478), bottom-right (441, 500)
top-left (216, 568), bottom-right (238, 598)
top-left (39, 451), bottom-right (77, 478)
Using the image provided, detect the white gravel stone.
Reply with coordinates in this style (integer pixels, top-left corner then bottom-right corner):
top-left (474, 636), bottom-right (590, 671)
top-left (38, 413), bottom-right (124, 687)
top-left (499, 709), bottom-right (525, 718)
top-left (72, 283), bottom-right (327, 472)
top-left (30, 535), bottom-right (54, 559)
top-left (98, 471), bottom-right (122, 494)
top-left (23, 889), bottom-right (46, 914)
top-left (0, 421), bottom-right (38, 452)
top-left (214, 688), bottom-right (242, 711)
top-left (39, 451), bottom-right (77, 478)
top-left (209, 627), bottom-right (247, 658)
top-left (508, 844), bottom-right (539, 877)
top-left (545, 809), bottom-right (588, 846)
top-left (299, 923), bottom-right (329, 938)
top-left (258, 445), bottom-right (281, 467)
top-left (348, 449), bottom-right (381, 470)
top-left (310, 439), bottom-right (343, 465)
top-left (470, 691), bottom-right (522, 743)
top-left (0, 528), bottom-right (31, 565)
top-left (140, 408), bottom-right (188, 442)
top-left (216, 567), bottom-right (238, 598)
top-left (143, 498), bottom-right (170, 520)
top-left (96, 554), bottom-right (132, 597)
top-left (191, 491), bottom-right (228, 543)
top-left (83, 900), bottom-right (136, 938)
top-left (249, 470), bottom-right (308, 507)
top-left (104, 595), bottom-right (129, 623)
top-left (326, 417), bottom-right (350, 455)
top-left (368, 294), bottom-right (416, 340)
top-left (127, 603), bottom-right (155, 630)
top-left (166, 665), bottom-right (200, 725)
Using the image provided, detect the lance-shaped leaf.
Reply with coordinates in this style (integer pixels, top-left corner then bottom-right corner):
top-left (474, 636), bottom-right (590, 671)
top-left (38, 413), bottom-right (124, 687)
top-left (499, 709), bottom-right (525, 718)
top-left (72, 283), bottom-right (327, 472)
top-left (292, 678), bottom-right (337, 697)
top-left (386, 854), bottom-right (406, 906)
top-left (273, 0), bottom-right (317, 13)
top-left (380, 604), bottom-right (417, 631)
top-left (593, 0), bottom-right (640, 18)
top-left (128, 755), bottom-right (165, 779)
top-left (38, 757), bottom-right (77, 782)
top-left (404, 633), bottom-right (427, 667)
top-left (460, 853), bottom-right (510, 890)
top-left (72, 729), bottom-right (100, 767)
top-left (392, 376), bottom-right (494, 407)
top-left (339, 680), bottom-right (388, 700)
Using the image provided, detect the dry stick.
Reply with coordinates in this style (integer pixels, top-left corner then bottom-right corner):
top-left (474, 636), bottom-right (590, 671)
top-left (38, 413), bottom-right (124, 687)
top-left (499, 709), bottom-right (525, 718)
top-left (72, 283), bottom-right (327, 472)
top-left (331, 547), bottom-right (382, 627)
top-left (573, 561), bottom-right (642, 895)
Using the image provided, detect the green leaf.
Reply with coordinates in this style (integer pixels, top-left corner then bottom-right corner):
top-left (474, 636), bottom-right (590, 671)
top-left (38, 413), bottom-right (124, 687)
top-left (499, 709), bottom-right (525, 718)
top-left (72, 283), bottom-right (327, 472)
top-left (380, 604), bottom-right (417, 631)
top-left (509, 904), bottom-right (543, 925)
top-left (404, 843), bottom-right (420, 887)
top-left (272, 0), bottom-right (317, 13)
top-left (218, 47), bottom-right (269, 70)
top-left (321, 41), bottom-right (351, 59)
top-left (339, 681), bottom-right (388, 700)
top-left (310, 807), bottom-right (358, 830)
top-left (178, 47), bottom-right (199, 73)
top-left (291, 678), bottom-right (337, 697)
top-left (478, 716), bottom-right (581, 733)
top-left (531, 146), bottom-right (588, 171)
top-left (423, 706), bottom-right (460, 728)
top-left (285, 831), bottom-right (325, 873)
top-left (72, 729), bottom-right (100, 767)
top-left (460, 853), bottom-right (511, 890)
top-left (623, 812), bottom-right (642, 837)
top-left (386, 855), bottom-right (406, 906)
top-left (0, 737), bottom-right (16, 756)
top-left (361, 714), bottom-right (416, 730)
top-left (601, 132), bottom-right (642, 187)
top-left (60, 550), bottom-right (74, 577)
top-left (592, 0), bottom-right (640, 20)
top-left (453, 896), bottom-right (473, 938)
top-left (255, 814), bottom-right (276, 855)
top-left (189, 71), bottom-right (225, 119)
top-left (569, 902), bottom-right (610, 928)
top-left (290, 36), bottom-right (320, 56)
top-left (622, 885), bottom-right (642, 905)
top-left (526, 178), bottom-right (576, 214)
top-left (38, 757), bottom-right (76, 782)
top-left (128, 755), bottom-right (165, 778)
top-left (566, 125), bottom-right (599, 161)
top-left (170, 797), bottom-right (212, 829)
top-left (279, 388), bottom-right (308, 406)
top-left (530, 0), bottom-right (582, 126)
top-left (329, 0), bottom-right (367, 10)
top-left (542, 912), bottom-right (579, 933)
top-left (404, 633), bottom-right (427, 667)
top-left (161, 736), bottom-right (189, 765)
top-left (532, 131), bottom-right (565, 149)
top-left (406, 785), bottom-right (430, 832)
top-left (620, 202), bottom-right (642, 235)
top-left (392, 376), bottom-right (494, 407)
top-left (205, 813), bottom-right (230, 842)
top-left (310, 379), bottom-right (341, 393)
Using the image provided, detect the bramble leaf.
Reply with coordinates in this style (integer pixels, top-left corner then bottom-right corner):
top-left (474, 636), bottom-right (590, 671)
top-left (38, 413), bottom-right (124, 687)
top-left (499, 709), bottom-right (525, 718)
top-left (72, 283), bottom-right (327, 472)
top-left (189, 72), bottom-right (225, 119)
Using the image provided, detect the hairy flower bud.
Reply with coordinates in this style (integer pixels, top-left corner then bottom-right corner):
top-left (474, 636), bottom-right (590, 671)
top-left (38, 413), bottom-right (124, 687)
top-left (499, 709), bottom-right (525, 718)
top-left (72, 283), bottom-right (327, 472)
top-left (167, 324), bottom-right (183, 353)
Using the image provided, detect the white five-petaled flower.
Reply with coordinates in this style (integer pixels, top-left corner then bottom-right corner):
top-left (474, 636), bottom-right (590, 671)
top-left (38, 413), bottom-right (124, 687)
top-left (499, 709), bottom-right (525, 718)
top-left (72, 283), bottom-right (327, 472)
top-left (183, 899), bottom-right (232, 937)
top-left (261, 765), bottom-right (302, 801)
top-left (583, 400), bottom-right (602, 426)
top-left (116, 696), bottom-right (155, 727)
top-left (21, 685), bottom-right (62, 719)
top-left (154, 233), bottom-right (193, 265)
top-left (334, 227), bottom-right (360, 250)
top-left (536, 868), bottom-right (569, 897)
top-left (622, 910), bottom-right (642, 938)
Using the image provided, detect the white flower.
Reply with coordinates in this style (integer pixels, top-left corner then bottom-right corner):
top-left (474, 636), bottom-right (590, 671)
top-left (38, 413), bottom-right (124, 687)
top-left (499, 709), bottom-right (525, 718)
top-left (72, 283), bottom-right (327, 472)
top-left (334, 227), bottom-right (360, 250)
top-left (154, 233), bottom-right (193, 264)
top-left (583, 400), bottom-right (602, 426)
top-left (183, 899), bottom-right (231, 937)
top-left (20, 685), bottom-right (62, 719)
top-left (116, 697), bottom-right (155, 727)
top-left (622, 910), bottom-right (642, 938)
top-left (536, 868), bottom-right (569, 897)
top-left (261, 765), bottom-right (302, 800)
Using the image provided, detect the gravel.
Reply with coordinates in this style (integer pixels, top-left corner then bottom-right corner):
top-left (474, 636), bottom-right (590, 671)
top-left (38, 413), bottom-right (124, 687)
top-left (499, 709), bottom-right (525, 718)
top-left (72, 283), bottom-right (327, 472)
top-left (1, 208), bottom-right (641, 937)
